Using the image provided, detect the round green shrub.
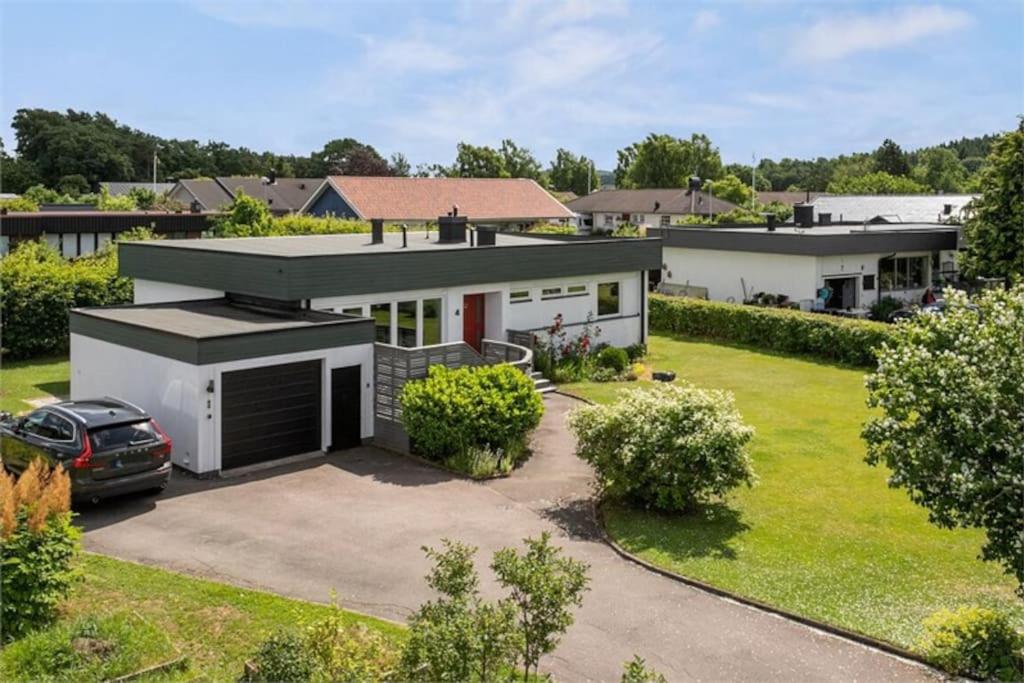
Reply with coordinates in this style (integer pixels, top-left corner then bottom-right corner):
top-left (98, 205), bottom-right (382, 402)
top-left (918, 606), bottom-right (1023, 681)
top-left (568, 383), bottom-right (756, 512)
top-left (596, 347), bottom-right (629, 373)
top-left (400, 364), bottom-right (544, 462)
top-left (249, 631), bottom-right (315, 682)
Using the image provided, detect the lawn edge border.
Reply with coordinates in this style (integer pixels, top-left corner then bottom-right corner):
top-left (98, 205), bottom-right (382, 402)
top-left (80, 551), bottom-right (409, 630)
top-left (555, 389), bottom-right (940, 674)
top-left (109, 654), bottom-right (188, 682)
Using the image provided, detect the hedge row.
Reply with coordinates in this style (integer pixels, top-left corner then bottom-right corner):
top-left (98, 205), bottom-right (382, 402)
top-left (1, 240), bottom-right (133, 359)
top-left (648, 294), bottom-right (894, 367)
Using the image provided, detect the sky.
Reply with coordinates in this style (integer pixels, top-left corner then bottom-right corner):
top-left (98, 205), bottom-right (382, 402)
top-left (1, 0), bottom-right (1022, 170)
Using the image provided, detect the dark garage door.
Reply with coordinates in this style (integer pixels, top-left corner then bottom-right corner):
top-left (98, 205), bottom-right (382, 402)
top-left (221, 360), bottom-right (322, 470)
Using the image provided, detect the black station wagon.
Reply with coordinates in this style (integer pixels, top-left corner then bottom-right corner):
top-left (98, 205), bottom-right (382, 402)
top-left (0, 398), bottom-right (172, 504)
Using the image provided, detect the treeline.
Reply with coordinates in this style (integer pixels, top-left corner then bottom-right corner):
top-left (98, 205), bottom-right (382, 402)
top-left (0, 108), bottom-right (1004, 200)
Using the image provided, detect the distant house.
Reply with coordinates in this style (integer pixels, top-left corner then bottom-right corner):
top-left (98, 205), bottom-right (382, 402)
top-left (807, 194), bottom-right (977, 224)
top-left (302, 176), bottom-right (574, 227)
top-left (565, 189), bottom-right (738, 232)
top-left (102, 181), bottom-right (175, 197)
top-left (167, 177), bottom-right (321, 215)
top-left (652, 222), bottom-right (961, 310)
top-left (755, 190), bottom-right (820, 206)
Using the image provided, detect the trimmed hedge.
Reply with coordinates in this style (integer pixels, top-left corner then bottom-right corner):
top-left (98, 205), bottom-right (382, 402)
top-left (1, 240), bottom-right (133, 359)
top-left (649, 294), bottom-right (893, 367)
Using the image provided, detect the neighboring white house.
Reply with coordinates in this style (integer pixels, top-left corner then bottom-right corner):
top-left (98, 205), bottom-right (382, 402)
top-left (806, 194), bottom-right (977, 224)
top-left (651, 223), bottom-right (961, 310)
top-left (565, 189), bottom-right (738, 233)
top-left (71, 221), bottom-right (659, 475)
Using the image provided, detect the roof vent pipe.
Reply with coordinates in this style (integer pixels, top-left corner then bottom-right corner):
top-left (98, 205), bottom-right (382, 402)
top-left (401, 224), bottom-right (408, 248)
top-left (477, 226), bottom-right (497, 246)
top-left (371, 218), bottom-right (384, 244)
top-left (766, 214), bottom-right (776, 232)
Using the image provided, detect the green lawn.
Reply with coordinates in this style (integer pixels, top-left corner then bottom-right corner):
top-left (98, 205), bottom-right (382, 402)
top-left (52, 553), bottom-right (405, 681)
top-left (0, 355), bottom-right (70, 414)
top-left (563, 335), bottom-right (1022, 651)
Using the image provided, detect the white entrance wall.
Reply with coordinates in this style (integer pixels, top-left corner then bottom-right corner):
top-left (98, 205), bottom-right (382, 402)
top-left (70, 333), bottom-right (374, 474)
top-left (311, 270), bottom-right (645, 350)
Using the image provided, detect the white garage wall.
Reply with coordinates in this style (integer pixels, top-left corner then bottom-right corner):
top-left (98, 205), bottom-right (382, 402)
top-left (663, 248), bottom-right (818, 303)
top-left (134, 279), bottom-right (224, 304)
top-left (71, 334), bottom-right (375, 474)
top-left (71, 334), bottom-right (204, 472)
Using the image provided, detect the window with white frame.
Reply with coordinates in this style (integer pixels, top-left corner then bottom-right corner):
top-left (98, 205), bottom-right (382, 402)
top-left (541, 286), bottom-right (563, 299)
top-left (566, 284), bottom-right (587, 296)
top-left (510, 289), bottom-right (531, 303)
top-left (603, 214), bottom-right (614, 227)
top-left (660, 215), bottom-right (670, 227)
top-left (879, 256), bottom-right (929, 291)
top-left (633, 214), bottom-right (645, 225)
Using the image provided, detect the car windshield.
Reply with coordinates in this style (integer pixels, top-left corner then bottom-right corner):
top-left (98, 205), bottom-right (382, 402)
top-left (88, 421), bottom-right (159, 452)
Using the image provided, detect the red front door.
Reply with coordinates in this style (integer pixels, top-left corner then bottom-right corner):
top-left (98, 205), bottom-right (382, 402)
top-left (462, 294), bottom-right (485, 352)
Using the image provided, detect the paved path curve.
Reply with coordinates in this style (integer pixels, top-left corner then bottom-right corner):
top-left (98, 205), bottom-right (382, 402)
top-left (81, 394), bottom-right (936, 681)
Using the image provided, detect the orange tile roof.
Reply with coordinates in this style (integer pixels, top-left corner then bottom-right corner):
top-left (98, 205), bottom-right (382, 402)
top-left (323, 176), bottom-right (573, 221)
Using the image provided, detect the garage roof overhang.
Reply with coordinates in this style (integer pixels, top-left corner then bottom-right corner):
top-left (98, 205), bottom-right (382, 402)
top-left (117, 234), bottom-right (662, 301)
top-left (71, 299), bottom-right (374, 365)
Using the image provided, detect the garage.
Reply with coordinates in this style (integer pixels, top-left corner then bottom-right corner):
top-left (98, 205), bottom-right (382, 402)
top-left (69, 298), bottom-right (375, 476)
top-left (221, 360), bottom-right (322, 470)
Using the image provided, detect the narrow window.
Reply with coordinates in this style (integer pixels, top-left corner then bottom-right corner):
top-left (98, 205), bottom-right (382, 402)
top-left (422, 298), bottom-right (442, 345)
top-left (598, 282), bottom-right (620, 316)
top-left (541, 286), bottom-right (562, 299)
top-left (603, 214), bottom-right (613, 227)
top-left (510, 290), bottom-right (532, 303)
top-left (862, 274), bottom-right (875, 291)
top-left (660, 215), bottom-right (670, 227)
top-left (371, 303), bottom-right (391, 343)
top-left (397, 300), bottom-right (417, 348)
top-left (341, 306), bottom-right (364, 316)
top-left (634, 214), bottom-right (645, 225)
top-left (567, 284), bottom-right (587, 296)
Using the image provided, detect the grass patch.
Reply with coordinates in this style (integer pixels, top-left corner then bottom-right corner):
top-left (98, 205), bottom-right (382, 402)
top-left (0, 612), bottom-right (177, 682)
top-left (0, 354), bottom-right (69, 414)
top-left (51, 553), bottom-right (404, 682)
top-left (562, 334), bottom-right (1023, 650)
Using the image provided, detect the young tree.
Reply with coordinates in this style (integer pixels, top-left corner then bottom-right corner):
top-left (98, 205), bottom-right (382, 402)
top-left (401, 540), bottom-right (520, 682)
top-left (959, 120), bottom-right (1024, 281)
top-left (706, 174), bottom-right (752, 207)
top-left (863, 286), bottom-right (1024, 593)
top-left (873, 138), bottom-right (910, 177)
top-left (615, 133), bottom-right (724, 189)
top-left (491, 532), bottom-right (590, 681)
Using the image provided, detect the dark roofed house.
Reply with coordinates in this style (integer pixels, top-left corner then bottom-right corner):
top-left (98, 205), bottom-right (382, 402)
top-left (102, 181), bottom-right (175, 197)
top-left (167, 177), bottom-right (322, 215)
top-left (303, 176), bottom-right (574, 226)
top-left (566, 189), bottom-right (738, 232)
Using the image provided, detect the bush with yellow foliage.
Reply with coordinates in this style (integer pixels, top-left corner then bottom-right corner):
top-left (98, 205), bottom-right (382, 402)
top-left (0, 460), bottom-right (81, 641)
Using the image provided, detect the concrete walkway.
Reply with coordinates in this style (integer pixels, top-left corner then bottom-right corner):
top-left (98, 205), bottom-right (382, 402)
top-left (81, 394), bottom-right (936, 681)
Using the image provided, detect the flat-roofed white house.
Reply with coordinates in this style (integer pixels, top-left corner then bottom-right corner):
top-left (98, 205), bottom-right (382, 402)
top-left (651, 222), bottom-right (961, 311)
top-left (70, 219), bottom-right (659, 475)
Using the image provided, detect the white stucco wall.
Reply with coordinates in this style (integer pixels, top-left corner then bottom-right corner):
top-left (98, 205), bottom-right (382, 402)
top-left (663, 248), bottom-right (819, 303)
top-left (134, 279), bottom-right (224, 304)
top-left (312, 270), bottom-right (645, 350)
top-left (71, 334), bottom-right (374, 474)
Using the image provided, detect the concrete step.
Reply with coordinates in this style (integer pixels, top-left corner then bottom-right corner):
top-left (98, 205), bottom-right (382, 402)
top-left (536, 384), bottom-right (557, 394)
top-left (533, 377), bottom-right (556, 394)
top-left (529, 371), bottom-right (544, 380)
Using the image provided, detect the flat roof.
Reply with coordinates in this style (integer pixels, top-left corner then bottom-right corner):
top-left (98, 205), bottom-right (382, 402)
top-left (124, 231), bottom-right (561, 257)
top-left (695, 223), bottom-right (959, 236)
top-left (71, 299), bottom-right (374, 365)
top-left (73, 299), bottom-right (361, 339)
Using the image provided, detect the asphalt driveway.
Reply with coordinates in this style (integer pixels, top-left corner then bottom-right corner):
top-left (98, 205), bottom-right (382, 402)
top-left (80, 393), bottom-right (935, 682)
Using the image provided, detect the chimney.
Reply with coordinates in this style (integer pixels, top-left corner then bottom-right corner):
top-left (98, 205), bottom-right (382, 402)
top-left (190, 199), bottom-right (202, 213)
top-left (793, 203), bottom-right (814, 228)
top-left (438, 215), bottom-right (468, 243)
top-left (370, 218), bottom-right (384, 244)
top-left (766, 214), bottom-right (777, 232)
top-left (476, 226), bottom-right (497, 246)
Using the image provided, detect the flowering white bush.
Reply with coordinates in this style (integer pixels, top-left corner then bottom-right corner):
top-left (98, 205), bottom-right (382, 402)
top-left (863, 285), bottom-right (1024, 592)
top-left (567, 384), bottom-right (756, 512)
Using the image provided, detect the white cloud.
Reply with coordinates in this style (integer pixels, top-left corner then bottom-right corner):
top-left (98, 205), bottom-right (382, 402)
top-left (692, 9), bottom-right (720, 33)
top-left (793, 5), bottom-right (972, 62)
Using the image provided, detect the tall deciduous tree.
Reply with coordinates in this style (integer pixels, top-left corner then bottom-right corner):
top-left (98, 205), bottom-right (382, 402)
top-left (706, 174), bottom-right (753, 207)
top-left (614, 133), bottom-right (724, 189)
top-left (548, 148), bottom-right (600, 196)
top-left (827, 170), bottom-right (929, 194)
top-left (873, 139), bottom-right (911, 176)
top-left (863, 286), bottom-right (1024, 593)
top-left (960, 120), bottom-right (1024, 280)
top-left (912, 147), bottom-right (968, 193)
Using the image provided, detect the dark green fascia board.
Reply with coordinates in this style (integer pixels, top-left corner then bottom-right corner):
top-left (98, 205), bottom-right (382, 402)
top-left (119, 238), bottom-right (662, 300)
top-left (70, 312), bottom-right (374, 365)
top-left (649, 227), bottom-right (959, 256)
